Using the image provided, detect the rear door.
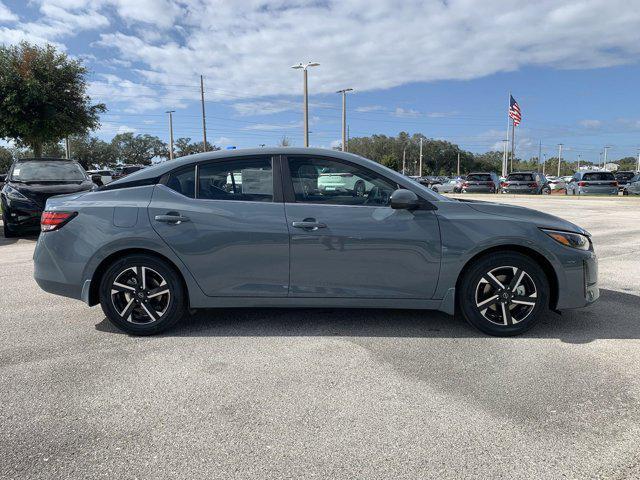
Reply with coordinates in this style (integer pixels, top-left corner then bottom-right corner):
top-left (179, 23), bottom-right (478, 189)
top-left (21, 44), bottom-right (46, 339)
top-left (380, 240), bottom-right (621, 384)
top-left (148, 155), bottom-right (290, 297)
top-left (282, 154), bottom-right (441, 299)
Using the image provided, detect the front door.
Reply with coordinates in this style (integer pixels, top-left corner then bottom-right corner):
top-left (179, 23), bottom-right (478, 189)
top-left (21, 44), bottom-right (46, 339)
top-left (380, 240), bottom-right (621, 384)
top-left (148, 155), bottom-right (290, 297)
top-left (283, 155), bottom-right (441, 298)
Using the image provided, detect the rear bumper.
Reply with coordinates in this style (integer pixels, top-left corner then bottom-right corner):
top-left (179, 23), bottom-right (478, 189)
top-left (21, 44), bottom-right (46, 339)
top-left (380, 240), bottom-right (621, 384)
top-left (33, 233), bottom-right (84, 301)
top-left (2, 202), bottom-right (42, 232)
top-left (578, 188), bottom-right (618, 195)
top-left (501, 188), bottom-right (538, 194)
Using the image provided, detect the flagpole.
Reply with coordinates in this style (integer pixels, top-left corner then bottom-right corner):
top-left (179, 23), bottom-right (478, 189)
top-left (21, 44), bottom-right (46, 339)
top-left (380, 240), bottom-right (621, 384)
top-left (503, 92), bottom-right (510, 177)
top-left (511, 117), bottom-right (516, 173)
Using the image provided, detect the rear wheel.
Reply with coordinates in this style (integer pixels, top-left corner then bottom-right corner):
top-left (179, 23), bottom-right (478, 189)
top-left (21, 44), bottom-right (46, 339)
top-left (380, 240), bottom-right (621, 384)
top-left (458, 252), bottom-right (549, 336)
top-left (99, 254), bottom-right (187, 335)
top-left (432, 186), bottom-right (439, 193)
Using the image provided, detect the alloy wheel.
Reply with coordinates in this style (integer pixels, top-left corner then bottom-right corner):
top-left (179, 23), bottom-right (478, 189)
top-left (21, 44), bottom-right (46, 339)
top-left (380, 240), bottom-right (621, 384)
top-left (474, 266), bottom-right (538, 326)
top-left (110, 266), bottom-right (171, 324)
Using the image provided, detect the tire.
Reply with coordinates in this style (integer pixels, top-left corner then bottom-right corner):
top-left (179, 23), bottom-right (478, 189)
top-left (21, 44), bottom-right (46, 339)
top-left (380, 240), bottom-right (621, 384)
top-left (353, 180), bottom-right (366, 197)
top-left (458, 252), bottom-right (550, 336)
top-left (99, 254), bottom-right (187, 335)
top-left (542, 187), bottom-right (551, 195)
top-left (623, 189), bottom-right (629, 196)
top-left (3, 221), bottom-right (16, 238)
top-left (432, 186), bottom-right (439, 193)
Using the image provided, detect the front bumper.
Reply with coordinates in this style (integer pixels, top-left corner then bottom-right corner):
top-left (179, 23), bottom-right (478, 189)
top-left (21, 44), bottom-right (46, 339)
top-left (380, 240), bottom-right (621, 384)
top-left (2, 200), bottom-right (42, 232)
top-left (556, 250), bottom-right (599, 309)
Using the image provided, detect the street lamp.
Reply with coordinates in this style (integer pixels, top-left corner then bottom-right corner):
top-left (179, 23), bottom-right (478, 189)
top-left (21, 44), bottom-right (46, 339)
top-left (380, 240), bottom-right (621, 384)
top-left (336, 88), bottom-right (353, 152)
top-left (291, 62), bottom-right (320, 147)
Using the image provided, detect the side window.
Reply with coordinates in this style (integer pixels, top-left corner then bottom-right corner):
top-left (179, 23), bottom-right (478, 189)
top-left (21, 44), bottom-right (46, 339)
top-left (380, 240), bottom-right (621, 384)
top-left (166, 166), bottom-right (195, 198)
top-left (198, 156), bottom-right (273, 202)
top-left (287, 156), bottom-right (397, 206)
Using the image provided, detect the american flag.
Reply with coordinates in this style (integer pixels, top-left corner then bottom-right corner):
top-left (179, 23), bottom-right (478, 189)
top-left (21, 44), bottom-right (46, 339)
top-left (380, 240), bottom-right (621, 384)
top-left (509, 95), bottom-right (521, 126)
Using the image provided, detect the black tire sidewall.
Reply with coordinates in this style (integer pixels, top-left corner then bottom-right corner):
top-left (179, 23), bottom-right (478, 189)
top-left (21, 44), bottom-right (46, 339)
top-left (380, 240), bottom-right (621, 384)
top-left (99, 254), bottom-right (186, 335)
top-left (459, 252), bottom-right (550, 336)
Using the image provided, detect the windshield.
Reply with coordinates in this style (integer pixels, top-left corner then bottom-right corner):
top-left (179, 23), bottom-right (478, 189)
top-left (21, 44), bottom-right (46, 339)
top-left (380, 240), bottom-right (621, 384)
top-left (583, 172), bottom-right (615, 181)
top-left (507, 173), bottom-right (534, 181)
top-left (11, 161), bottom-right (87, 182)
top-left (467, 174), bottom-right (492, 181)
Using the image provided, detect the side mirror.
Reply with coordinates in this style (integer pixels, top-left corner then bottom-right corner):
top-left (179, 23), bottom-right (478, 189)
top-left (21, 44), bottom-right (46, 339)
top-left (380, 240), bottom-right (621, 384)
top-left (390, 189), bottom-right (419, 210)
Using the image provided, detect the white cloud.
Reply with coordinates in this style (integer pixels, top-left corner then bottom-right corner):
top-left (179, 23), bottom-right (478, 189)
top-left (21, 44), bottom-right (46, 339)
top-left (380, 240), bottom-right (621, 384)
top-left (579, 119), bottom-right (602, 128)
top-left (355, 105), bottom-right (385, 113)
top-left (232, 100), bottom-right (300, 116)
top-left (394, 107), bottom-right (421, 118)
top-left (0, 1), bottom-right (17, 22)
top-left (92, 0), bottom-right (640, 102)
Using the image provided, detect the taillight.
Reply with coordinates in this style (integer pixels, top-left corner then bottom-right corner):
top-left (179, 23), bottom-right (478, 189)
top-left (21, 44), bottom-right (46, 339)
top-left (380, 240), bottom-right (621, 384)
top-left (578, 181), bottom-right (588, 187)
top-left (529, 182), bottom-right (538, 187)
top-left (611, 181), bottom-right (618, 187)
top-left (41, 211), bottom-right (77, 232)
top-left (501, 182), bottom-right (508, 187)
top-left (463, 182), bottom-right (469, 187)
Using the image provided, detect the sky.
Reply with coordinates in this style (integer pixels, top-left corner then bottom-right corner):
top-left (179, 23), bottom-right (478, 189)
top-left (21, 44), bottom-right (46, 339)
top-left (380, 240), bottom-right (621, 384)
top-left (2, 0), bottom-right (640, 162)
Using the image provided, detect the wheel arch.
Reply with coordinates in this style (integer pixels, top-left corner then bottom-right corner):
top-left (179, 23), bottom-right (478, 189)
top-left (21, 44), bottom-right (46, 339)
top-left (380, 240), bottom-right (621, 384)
top-left (455, 244), bottom-right (559, 311)
top-left (88, 248), bottom-right (189, 307)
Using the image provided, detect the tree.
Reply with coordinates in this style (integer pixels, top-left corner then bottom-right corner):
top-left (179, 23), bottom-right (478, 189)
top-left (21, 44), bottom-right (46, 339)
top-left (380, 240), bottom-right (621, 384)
top-left (0, 146), bottom-right (12, 173)
top-left (69, 135), bottom-right (117, 169)
top-left (174, 137), bottom-right (218, 158)
top-left (278, 136), bottom-right (291, 147)
top-left (0, 42), bottom-right (106, 157)
top-left (111, 132), bottom-right (167, 165)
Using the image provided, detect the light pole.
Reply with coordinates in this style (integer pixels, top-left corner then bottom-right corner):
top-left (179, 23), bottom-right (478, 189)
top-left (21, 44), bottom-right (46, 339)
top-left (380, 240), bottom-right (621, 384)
top-left (419, 138), bottom-right (423, 177)
top-left (336, 88), bottom-right (353, 152)
top-left (291, 62), bottom-right (320, 147)
top-left (637, 148), bottom-right (640, 172)
top-left (603, 145), bottom-right (610, 170)
top-left (542, 153), bottom-right (547, 175)
top-left (557, 143), bottom-right (563, 177)
top-left (577, 154), bottom-right (581, 171)
top-left (502, 139), bottom-right (509, 177)
top-left (166, 110), bottom-right (175, 160)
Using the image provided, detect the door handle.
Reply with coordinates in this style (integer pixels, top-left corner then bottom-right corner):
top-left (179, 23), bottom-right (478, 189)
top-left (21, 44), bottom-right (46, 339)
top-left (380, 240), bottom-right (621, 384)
top-left (292, 220), bottom-right (327, 231)
top-left (155, 213), bottom-right (190, 224)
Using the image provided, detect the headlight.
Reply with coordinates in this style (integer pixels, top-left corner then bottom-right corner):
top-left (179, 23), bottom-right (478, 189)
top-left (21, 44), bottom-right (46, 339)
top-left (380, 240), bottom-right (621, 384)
top-left (4, 185), bottom-right (30, 201)
top-left (541, 228), bottom-right (591, 250)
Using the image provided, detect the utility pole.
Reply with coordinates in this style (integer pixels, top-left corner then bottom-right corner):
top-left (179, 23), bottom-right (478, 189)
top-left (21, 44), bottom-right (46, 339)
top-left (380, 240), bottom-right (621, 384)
top-left (200, 75), bottom-right (208, 152)
top-left (538, 140), bottom-right (542, 172)
top-left (65, 137), bottom-right (70, 159)
top-left (336, 88), bottom-right (353, 152)
top-left (577, 154), bottom-right (581, 171)
top-left (291, 62), bottom-right (320, 147)
top-left (166, 110), bottom-right (175, 161)
top-left (637, 148), bottom-right (640, 172)
top-left (557, 143), bottom-right (563, 177)
top-left (603, 145), bottom-right (610, 170)
top-left (347, 125), bottom-right (350, 150)
top-left (542, 153), bottom-right (547, 175)
top-left (419, 138), bottom-right (423, 177)
top-left (457, 151), bottom-right (461, 177)
top-left (402, 148), bottom-right (406, 175)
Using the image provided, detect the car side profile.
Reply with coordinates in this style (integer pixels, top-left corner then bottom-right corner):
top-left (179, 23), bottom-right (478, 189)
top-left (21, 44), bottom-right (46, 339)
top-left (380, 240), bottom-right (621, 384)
top-left (565, 171), bottom-right (618, 195)
top-left (623, 173), bottom-right (640, 195)
top-left (33, 148), bottom-right (598, 336)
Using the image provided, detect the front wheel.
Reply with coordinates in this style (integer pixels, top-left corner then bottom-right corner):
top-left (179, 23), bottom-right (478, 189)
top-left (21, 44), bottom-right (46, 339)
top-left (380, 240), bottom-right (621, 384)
top-left (458, 252), bottom-right (549, 336)
top-left (99, 254), bottom-right (187, 335)
top-left (432, 186), bottom-right (439, 193)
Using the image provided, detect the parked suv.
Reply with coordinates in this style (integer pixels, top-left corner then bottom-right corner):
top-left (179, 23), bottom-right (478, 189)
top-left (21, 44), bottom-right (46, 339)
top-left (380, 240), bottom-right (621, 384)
top-left (500, 172), bottom-right (550, 194)
top-left (622, 173), bottom-right (640, 195)
top-left (1, 158), bottom-right (95, 237)
top-left (615, 171), bottom-right (637, 192)
top-left (565, 171), bottom-right (618, 195)
top-left (461, 172), bottom-right (500, 193)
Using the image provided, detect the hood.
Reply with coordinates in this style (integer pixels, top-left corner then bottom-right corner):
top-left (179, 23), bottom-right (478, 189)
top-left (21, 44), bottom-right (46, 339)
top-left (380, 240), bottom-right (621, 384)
top-left (462, 199), bottom-right (589, 235)
top-left (9, 180), bottom-right (94, 208)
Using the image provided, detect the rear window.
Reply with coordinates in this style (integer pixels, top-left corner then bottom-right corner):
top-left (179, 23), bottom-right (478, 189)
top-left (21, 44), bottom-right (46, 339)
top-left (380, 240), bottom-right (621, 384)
top-left (583, 172), bottom-right (615, 181)
top-left (467, 174), bottom-right (492, 181)
top-left (506, 173), bottom-right (534, 181)
top-left (10, 161), bottom-right (87, 182)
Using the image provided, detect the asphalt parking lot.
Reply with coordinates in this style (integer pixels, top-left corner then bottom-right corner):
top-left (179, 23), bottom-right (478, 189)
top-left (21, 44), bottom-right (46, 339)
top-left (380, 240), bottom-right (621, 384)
top-left (1, 195), bottom-right (639, 479)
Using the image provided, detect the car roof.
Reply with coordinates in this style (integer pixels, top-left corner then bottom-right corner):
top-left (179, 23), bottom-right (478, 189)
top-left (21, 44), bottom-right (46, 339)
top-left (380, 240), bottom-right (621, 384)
top-left (109, 147), bottom-right (379, 185)
top-left (507, 171), bottom-right (537, 174)
top-left (16, 157), bottom-right (74, 162)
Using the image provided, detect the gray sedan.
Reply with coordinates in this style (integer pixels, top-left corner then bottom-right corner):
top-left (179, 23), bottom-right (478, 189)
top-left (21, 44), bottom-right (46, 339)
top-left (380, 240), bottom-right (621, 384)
top-left (33, 148), bottom-right (598, 337)
top-left (622, 174), bottom-right (640, 195)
